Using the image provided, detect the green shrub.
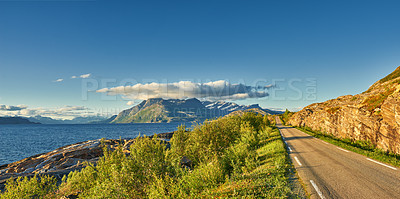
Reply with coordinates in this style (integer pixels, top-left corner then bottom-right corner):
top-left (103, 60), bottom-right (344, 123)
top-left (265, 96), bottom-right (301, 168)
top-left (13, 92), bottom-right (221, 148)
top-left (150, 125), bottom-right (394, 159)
top-left (263, 115), bottom-right (271, 126)
top-left (0, 174), bottom-right (57, 199)
top-left (179, 159), bottom-right (225, 196)
top-left (57, 136), bottom-right (168, 198)
top-left (168, 125), bottom-right (189, 164)
top-left (280, 109), bottom-right (294, 125)
top-left (183, 116), bottom-right (242, 165)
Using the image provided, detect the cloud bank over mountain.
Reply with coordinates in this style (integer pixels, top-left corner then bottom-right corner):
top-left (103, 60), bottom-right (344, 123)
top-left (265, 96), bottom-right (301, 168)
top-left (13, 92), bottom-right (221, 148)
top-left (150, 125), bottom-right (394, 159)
top-left (97, 80), bottom-right (270, 100)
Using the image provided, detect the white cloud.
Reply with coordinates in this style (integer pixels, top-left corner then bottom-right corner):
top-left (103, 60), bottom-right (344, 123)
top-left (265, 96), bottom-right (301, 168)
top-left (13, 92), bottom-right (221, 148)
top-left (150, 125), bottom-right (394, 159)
top-left (97, 80), bottom-right (269, 101)
top-left (54, 78), bottom-right (63, 82)
top-left (80, 73), bottom-right (91, 78)
top-left (71, 73), bottom-right (91, 79)
top-left (0, 105), bottom-right (27, 111)
top-left (57, 106), bottom-right (89, 112)
top-left (126, 101), bottom-right (135, 106)
top-left (26, 106), bottom-right (91, 120)
top-left (19, 108), bottom-right (37, 116)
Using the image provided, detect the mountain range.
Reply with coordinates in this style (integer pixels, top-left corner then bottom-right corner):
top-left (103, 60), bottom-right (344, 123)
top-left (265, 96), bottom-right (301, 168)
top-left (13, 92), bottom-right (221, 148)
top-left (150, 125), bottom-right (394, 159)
top-left (0, 117), bottom-right (39, 124)
top-left (27, 115), bottom-right (109, 124)
top-left (109, 98), bottom-right (280, 123)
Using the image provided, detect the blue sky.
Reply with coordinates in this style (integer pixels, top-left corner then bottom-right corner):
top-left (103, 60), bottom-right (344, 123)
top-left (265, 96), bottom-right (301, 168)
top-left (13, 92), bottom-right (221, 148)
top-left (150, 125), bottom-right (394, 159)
top-left (0, 0), bottom-right (399, 119)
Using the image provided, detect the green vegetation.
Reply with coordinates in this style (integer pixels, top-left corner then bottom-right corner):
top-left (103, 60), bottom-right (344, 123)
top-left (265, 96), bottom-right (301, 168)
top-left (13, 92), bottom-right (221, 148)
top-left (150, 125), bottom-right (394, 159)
top-left (363, 86), bottom-right (396, 112)
top-left (279, 109), bottom-right (294, 125)
top-left (128, 104), bottom-right (170, 123)
top-left (0, 175), bottom-right (57, 199)
top-left (379, 66), bottom-right (400, 84)
top-left (1, 113), bottom-right (299, 198)
top-left (296, 126), bottom-right (400, 168)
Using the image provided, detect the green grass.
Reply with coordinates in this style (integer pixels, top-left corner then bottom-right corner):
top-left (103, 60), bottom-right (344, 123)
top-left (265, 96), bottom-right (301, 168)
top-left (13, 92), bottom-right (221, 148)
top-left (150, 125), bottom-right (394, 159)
top-left (379, 66), bottom-right (400, 84)
top-left (206, 127), bottom-right (298, 198)
top-left (280, 109), bottom-right (294, 126)
top-left (296, 126), bottom-right (400, 168)
top-left (0, 113), bottom-right (301, 198)
top-left (363, 86), bottom-right (396, 112)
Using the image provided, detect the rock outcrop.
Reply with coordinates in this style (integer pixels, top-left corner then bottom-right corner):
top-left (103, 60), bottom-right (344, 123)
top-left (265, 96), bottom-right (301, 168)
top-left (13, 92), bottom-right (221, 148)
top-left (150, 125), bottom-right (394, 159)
top-left (289, 66), bottom-right (400, 154)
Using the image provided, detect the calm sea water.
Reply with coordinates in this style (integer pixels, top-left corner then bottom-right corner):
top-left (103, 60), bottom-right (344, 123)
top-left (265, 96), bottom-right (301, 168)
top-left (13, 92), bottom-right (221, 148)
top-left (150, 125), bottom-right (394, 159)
top-left (0, 123), bottom-right (190, 166)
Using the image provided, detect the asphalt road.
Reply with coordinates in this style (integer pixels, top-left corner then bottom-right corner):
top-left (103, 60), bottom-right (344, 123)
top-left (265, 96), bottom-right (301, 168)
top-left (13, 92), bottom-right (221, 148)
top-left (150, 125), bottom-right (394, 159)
top-left (276, 117), bottom-right (400, 199)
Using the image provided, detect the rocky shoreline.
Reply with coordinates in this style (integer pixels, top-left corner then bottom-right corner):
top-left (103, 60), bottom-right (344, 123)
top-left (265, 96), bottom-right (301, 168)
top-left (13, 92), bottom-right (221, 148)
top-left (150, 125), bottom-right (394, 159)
top-left (0, 131), bottom-right (175, 191)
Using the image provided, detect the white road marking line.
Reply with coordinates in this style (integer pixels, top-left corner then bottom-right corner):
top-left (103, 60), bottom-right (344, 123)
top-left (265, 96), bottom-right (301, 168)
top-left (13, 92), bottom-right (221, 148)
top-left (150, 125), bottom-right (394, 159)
top-left (294, 156), bottom-right (302, 166)
top-left (288, 146), bottom-right (293, 152)
top-left (322, 141), bottom-right (329, 145)
top-left (366, 158), bottom-right (398, 170)
top-left (336, 147), bottom-right (349, 152)
top-left (310, 180), bottom-right (325, 199)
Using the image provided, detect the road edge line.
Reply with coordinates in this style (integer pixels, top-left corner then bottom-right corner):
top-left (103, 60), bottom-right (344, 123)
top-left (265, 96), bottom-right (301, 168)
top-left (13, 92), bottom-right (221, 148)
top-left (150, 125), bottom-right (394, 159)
top-left (310, 180), bottom-right (325, 199)
top-left (366, 158), bottom-right (398, 170)
top-left (294, 156), bottom-right (302, 166)
top-left (336, 147), bottom-right (349, 153)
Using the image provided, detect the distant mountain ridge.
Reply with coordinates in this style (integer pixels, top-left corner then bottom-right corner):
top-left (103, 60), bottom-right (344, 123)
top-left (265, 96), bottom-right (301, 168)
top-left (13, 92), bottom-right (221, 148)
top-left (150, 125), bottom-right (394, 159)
top-left (0, 117), bottom-right (39, 124)
top-left (27, 115), bottom-right (109, 124)
top-left (110, 98), bottom-right (280, 123)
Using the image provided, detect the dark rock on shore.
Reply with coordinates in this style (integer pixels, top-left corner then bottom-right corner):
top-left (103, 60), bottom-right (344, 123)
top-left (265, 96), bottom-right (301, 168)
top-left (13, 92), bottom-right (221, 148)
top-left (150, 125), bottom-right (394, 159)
top-left (149, 131), bottom-right (175, 140)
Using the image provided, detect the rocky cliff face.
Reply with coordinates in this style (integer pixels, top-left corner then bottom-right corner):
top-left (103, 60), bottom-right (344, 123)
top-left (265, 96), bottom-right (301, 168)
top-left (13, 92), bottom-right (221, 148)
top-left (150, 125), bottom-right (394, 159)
top-left (289, 66), bottom-right (400, 154)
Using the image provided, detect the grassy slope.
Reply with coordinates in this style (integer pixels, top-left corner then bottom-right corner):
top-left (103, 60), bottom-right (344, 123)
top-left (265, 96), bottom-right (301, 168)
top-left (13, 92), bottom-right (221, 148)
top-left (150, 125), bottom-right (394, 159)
top-left (114, 104), bottom-right (170, 123)
top-left (379, 66), bottom-right (400, 84)
top-left (128, 104), bottom-right (169, 123)
top-left (206, 127), bottom-right (297, 198)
